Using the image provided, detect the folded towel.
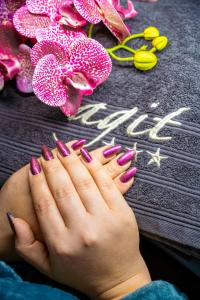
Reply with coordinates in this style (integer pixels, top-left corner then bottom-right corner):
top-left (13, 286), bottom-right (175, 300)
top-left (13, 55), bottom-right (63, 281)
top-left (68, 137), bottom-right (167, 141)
top-left (0, 0), bottom-right (199, 256)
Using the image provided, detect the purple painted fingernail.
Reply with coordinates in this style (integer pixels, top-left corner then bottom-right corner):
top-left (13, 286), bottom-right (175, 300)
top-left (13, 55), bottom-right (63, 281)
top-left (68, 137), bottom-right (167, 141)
top-left (56, 140), bottom-right (70, 157)
top-left (117, 150), bottom-right (135, 166)
top-left (80, 147), bottom-right (92, 163)
top-left (30, 157), bottom-right (41, 175)
top-left (7, 212), bottom-right (16, 235)
top-left (72, 139), bottom-right (87, 150)
top-left (120, 167), bottom-right (138, 183)
top-left (103, 145), bottom-right (122, 158)
top-left (41, 145), bottom-right (54, 161)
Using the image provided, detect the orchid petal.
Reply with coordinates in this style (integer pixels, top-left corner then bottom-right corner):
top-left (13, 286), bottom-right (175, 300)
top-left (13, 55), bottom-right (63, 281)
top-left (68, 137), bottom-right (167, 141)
top-left (32, 54), bottom-right (68, 107)
top-left (0, 56), bottom-right (21, 79)
top-left (0, 0), bottom-right (9, 21)
top-left (31, 40), bottom-right (67, 67)
top-left (60, 85), bottom-right (83, 116)
top-left (36, 23), bottom-right (85, 52)
top-left (13, 6), bottom-right (51, 38)
top-left (114, 0), bottom-right (138, 19)
top-left (59, 5), bottom-right (87, 28)
top-left (67, 72), bottom-right (94, 95)
top-left (0, 70), bottom-right (4, 91)
top-left (26, 0), bottom-right (66, 20)
top-left (0, 21), bottom-right (21, 56)
top-left (95, 0), bottom-right (130, 41)
top-left (5, 0), bottom-right (26, 14)
top-left (69, 38), bottom-right (112, 86)
top-left (73, 0), bottom-right (102, 24)
top-left (16, 44), bottom-right (34, 93)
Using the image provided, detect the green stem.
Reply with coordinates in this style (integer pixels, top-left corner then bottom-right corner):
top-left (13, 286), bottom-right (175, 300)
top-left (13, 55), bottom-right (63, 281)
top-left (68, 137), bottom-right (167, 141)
top-left (122, 32), bottom-right (144, 45)
top-left (88, 24), bottom-right (94, 38)
top-left (107, 50), bottom-right (133, 62)
top-left (150, 47), bottom-right (156, 53)
top-left (106, 44), bottom-right (136, 54)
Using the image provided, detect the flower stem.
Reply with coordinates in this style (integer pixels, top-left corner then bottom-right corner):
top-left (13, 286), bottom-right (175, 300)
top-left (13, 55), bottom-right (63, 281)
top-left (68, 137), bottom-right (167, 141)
top-left (107, 44), bottom-right (136, 54)
top-left (88, 24), bottom-right (94, 38)
top-left (107, 50), bottom-right (133, 62)
top-left (122, 33), bottom-right (144, 45)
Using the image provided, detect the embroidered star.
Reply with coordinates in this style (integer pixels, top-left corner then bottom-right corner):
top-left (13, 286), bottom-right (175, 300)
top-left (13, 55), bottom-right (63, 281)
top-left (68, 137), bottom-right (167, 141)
top-left (126, 142), bottom-right (143, 162)
top-left (147, 148), bottom-right (168, 168)
top-left (102, 137), bottom-right (116, 146)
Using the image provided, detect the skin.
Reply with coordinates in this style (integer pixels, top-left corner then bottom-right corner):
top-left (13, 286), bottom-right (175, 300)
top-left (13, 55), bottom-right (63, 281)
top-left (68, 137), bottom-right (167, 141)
top-left (11, 143), bottom-right (151, 300)
top-left (0, 141), bottom-right (134, 261)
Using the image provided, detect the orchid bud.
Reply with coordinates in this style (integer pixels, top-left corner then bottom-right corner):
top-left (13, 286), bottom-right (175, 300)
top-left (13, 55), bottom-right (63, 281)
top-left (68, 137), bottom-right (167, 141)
top-left (133, 51), bottom-right (157, 71)
top-left (143, 26), bottom-right (159, 40)
top-left (152, 36), bottom-right (168, 51)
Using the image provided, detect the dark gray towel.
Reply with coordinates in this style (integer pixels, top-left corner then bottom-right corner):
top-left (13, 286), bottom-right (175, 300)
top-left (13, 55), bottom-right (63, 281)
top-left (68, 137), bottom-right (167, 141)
top-left (0, 0), bottom-right (200, 256)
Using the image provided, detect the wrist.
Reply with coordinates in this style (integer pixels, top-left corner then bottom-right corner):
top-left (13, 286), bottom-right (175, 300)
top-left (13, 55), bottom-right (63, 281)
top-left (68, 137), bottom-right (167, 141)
top-left (94, 259), bottom-right (151, 300)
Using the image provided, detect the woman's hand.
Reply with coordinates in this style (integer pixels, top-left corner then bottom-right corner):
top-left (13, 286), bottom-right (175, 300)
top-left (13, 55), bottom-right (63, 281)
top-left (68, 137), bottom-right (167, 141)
top-left (9, 143), bottom-right (151, 299)
top-left (0, 140), bottom-right (135, 260)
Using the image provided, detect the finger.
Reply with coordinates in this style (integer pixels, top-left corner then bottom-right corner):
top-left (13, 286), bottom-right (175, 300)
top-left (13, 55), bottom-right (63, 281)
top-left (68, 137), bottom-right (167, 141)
top-left (80, 148), bottom-right (128, 210)
top-left (8, 214), bottom-right (51, 276)
top-left (55, 140), bottom-right (109, 214)
top-left (29, 157), bottom-right (66, 242)
top-left (104, 150), bottom-right (135, 179)
top-left (41, 145), bottom-right (86, 225)
top-left (114, 169), bottom-right (136, 195)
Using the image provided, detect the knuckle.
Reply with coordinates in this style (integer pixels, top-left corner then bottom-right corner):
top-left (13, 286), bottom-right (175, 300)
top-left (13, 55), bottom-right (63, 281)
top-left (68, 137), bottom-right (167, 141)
top-left (54, 186), bottom-right (69, 202)
top-left (80, 231), bottom-right (98, 247)
top-left (43, 163), bottom-right (60, 176)
top-left (77, 177), bottom-right (93, 192)
top-left (106, 163), bottom-right (118, 177)
top-left (34, 197), bottom-right (53, 215)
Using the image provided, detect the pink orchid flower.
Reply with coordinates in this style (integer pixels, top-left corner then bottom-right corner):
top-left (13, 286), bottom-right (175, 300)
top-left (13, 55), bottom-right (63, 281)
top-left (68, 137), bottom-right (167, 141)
top-left (0, 0), bottom-right (25, 22)
top-left (0, 21), bottom-right (34, 92)
top-left (73, 0), bottom-right (131, 41)
top-left (31, 37), bottom-right (112, 116)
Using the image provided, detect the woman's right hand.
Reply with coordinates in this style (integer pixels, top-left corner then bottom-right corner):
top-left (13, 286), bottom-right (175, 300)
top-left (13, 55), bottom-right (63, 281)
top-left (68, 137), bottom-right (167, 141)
top-left (0, 140), bottom-right (135, 260)
top-left (10, 144), bottom-right (150, 299)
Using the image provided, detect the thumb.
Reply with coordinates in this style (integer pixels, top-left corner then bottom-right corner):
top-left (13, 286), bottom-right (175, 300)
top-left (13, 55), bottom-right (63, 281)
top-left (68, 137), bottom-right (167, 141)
top-left (7, 212), bottom-right (51, 276)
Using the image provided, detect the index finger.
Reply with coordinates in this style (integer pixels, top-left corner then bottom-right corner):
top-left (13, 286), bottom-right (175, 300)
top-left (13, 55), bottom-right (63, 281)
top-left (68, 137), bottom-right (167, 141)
top-left (29, 157), bottom-right (66, 246)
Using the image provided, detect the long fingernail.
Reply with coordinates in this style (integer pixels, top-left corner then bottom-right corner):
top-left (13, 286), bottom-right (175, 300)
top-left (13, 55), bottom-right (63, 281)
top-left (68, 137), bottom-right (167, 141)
top-left (120, 167), bottom-right (138, 183)
top-left (72, 139), bottom-right (87, 150)
top-left (7, 212), bottom-right (16, 235)
top-left (56, 140), bottom-right (70, 157)
top-left (117, 150), bottom-right (135, 166)
top-left (103, 145), bottom-right (122, 158)
top-left (80, 147), bottom-right (92, 163)
top-left (41, 145), bottom-right (54, 161)
top-left (30, 157), bottom-right (41, 175)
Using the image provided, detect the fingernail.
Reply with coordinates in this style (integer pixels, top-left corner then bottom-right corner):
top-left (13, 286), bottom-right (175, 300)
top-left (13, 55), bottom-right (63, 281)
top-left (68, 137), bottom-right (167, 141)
top-left (80, 147), bottom-right (92, 163)
top-left (7, 212), bottom-right (16, 235)
top-left (41, 145), bottom-right (54, 161)
top-left (30, 157), bottom-right (41, 175)
top-left (71, 139), bottom-right (87, 150)
top-left (103, 145), bottom-right (122, 158)
top-left (56, 140), bottom-right (70, 157)
top-left (120, 167), bottom-right (138, 183)
top-left (117, 150), bottom-right (135, 166)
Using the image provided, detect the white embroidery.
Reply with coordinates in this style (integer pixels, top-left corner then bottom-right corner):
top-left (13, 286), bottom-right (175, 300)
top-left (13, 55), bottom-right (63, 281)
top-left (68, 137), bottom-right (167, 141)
top-left (147, 148), bottom-right (168, 168)
top-left (102, 137), bottom-right (116, 146)
top-left (52, 132), bottom-right (58, 141)
top-left (150, 102), bottom-right (160, 108)
top-left (126, 142), bottom-right (143, 162)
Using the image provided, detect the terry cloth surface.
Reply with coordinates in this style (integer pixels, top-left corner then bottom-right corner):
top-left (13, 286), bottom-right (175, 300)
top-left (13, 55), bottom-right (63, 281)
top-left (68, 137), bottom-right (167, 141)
top-left (0, 0), bottom-right (200, 255)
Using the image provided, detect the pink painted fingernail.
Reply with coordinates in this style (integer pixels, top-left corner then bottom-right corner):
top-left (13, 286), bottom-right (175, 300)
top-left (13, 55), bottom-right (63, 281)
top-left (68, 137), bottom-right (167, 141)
top-left (103, 145), bottom-right (122, 158)
top-left (72, 139), bottom-right (87, 150)
top-left (41, 145), bottom-right (54, 161)
top-left (80, 147), bottom-right (92, 163)
top-left (30, 157), bottom-right (41, 175)
top-left (120, 167), bottom-right (138, 183)
top-left (117, 150), bottom-right (135, 166)
top-left (56, 140), bottom-right (70, 157)
top-left (6, 212), bottom-right (16, 235)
